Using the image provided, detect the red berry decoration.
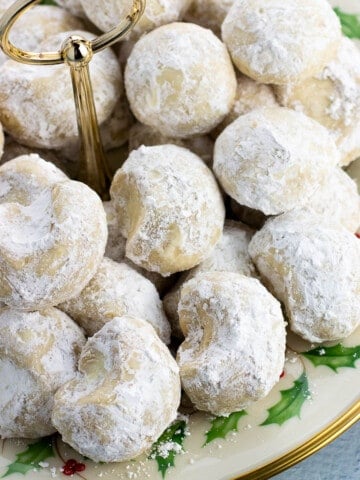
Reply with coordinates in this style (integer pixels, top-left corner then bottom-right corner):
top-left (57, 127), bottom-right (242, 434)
top-left (62, 459), bottom-right (86, 476)
top-left (280, 371), bottom-right (285, 379)
top-left (356, 233), bottom-right (360, 239)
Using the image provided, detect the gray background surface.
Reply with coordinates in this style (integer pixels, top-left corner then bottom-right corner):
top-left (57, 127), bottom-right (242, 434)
top-left (273, 421), bottom-right (360, 479)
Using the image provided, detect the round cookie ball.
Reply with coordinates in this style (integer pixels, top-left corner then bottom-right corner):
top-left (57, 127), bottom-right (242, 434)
top-left (125, 22), bottom-right (237, 138)
top-left (52, 316), bottom-right (181, 462)
top-left (100, 95), bottom-right (134, 151)
top-left (0, 30), bottom-right (121, 150)
top-left (300, 167), bottom-right (360, 233)
top-left (81, 0), bottom-right (190, 38)
top-left (0, 307), bottom-right (85, 438)
top-left (55, 0), bottom-right (85, 18)
top-left (184, 0), bottom-right (235, 36)
top-left (177, 272), bottom-right (286, 416)
top-left (60, 258), bottom-right (171, 344)
top-left (249, 212), bottom-right (360, 343)
top-left (213, 107), bottom-right (340, 215)
top-left (222, 0), bottom-right (342, 85)
top-left (110, 145), bottom-right (225, 276)
top-left (276, 37), bottom-right (360, 166)
top-left (0, 154), bottom-right (68, 206)
top-left (0, 156), bottom-right (107, 310)
top-left (164, 220), bottom-right (256, 338)
top-left (129, 122), bottom-right (214, 167)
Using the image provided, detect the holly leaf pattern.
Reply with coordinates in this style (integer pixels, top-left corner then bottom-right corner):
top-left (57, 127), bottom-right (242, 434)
top-left (40, 0), bottom-right (57, 5)
top-left (204, 410), bottom-right (247, 446)
top-left (149, 420), bottom-right (187, 479)
top-left (1, 437), bottom-right (54, 478)
top-left (303, 344), bottom-right (360, 372)
top-left (261, 372), bottom-right (310, 426)
top-left (334, 7), bottom-right (360, 39)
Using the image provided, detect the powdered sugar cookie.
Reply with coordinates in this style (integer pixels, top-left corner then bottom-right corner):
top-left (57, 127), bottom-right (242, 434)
top-left (164, 221), bottom-right (256, 337)
top-left (52, 316), bottom-right (181, 462)
top-left (249, 212), bottom-right (360, 342)
top-left (184, 0), bottom-right (235, 36)
top-left (110, 145), bottom-right (225, 276)
top-left (177, 272), bottom-right (286, 416)
top-left (81, 0), bottom-right (190, 38)
top-left (0, 31), bottom-right (121, 150)
top-left (60, 258), bottom-right (171, 344)
top-left (55, 0), bottom-right (85, 18)
top-left (0, 156), bottom-right (107, 310)
top-left (100, 95), bottom-right (134, 151)
top-left (125, 23), bottom-right (236, 138)
top-left (276, 37), bottom-right (360, 166)
top-left (0, 307), bottom-right (85, 438)
top-left (222, 0), bottom-right (341, 85)
top-left (300, 167), bottom-right (360, 233)
top-left (129, 123), bottom-right (214, 166)
top-left (214, 107), bottom-right (340, 215)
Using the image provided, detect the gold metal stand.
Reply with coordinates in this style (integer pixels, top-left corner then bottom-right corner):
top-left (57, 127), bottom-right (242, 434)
top-left (0, 0), bottom-right (145, 198)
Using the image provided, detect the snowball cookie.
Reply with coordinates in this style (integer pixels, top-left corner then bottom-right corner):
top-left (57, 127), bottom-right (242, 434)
top-left (164, 220), bottom-right (256, 337)
top-left (125, 23), bottom-right (236, 138)
top-left (60, 258), bottom-right (171, 344)
top-left (249, 212), bottom-right (360, 343)
top-left (276, 38), bottom-right (360, 167)
top-left (55, 0), bottom-right (85, 18)
top-left (100, 95), bottom-right (134, 151)
top-left (300, 167), bottom-right (360, 233)
top-left (0, 154), bottom-right (68, 206)
top-left (0, 307), bottom-right (85, 438)
top-left (213, 107), bottom-right (340, 216)
top-left (184, 0), bottom-right (235, 36)
top-left (2, 139), bottom-right (77, 178)
top-left (52, 316), bottom-right (181, 462)
top-left (0, 156), bottom-right (107, 310)
top-left (103, 201), bottom-right (177, 295)
top-left (0, 30), bottom-right (121, 150)
top-left (222, 0), bottom-right (341, 85)
top-left (129, 122), bottom-right (214, 167)
top-left (81, 0), bottom-right (190, 38)
top-left (177, 272), bottom-right (286, 416)
top-left (213, 74), bottom-right (277, 137)
top-left (110, 145), bottom-right (225, 276)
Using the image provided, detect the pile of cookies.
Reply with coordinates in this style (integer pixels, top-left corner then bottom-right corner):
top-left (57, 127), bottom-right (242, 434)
top-left (0, 0), bottom-right (359, 464)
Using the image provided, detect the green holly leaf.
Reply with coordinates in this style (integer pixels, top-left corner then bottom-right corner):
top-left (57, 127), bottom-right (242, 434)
top-left (40, 0), bottom-right (57, 5)
top-left (303, 344), bottom-right (360, 373)
top-left (334, 7), bottom-right (360, 39)
top-left (149, 420), bottom-right (187, 479)
top-left (204, 410), bottom-right (247, 446)
top-left (1, 437), bottom-right (54, 478)
top-left (261, 372), bottom-right (310, 427)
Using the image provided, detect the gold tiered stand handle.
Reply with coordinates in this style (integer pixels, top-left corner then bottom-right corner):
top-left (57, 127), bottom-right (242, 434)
top-left (0, 0), bottom-right (146, 198)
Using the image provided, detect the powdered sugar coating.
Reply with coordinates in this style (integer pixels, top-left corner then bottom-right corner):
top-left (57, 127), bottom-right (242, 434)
top-left (0, 157), bottom-right (107, 310)
top-left (0, 307), bottom-right (85, 438)
top-left (214, 107), bottom-right (340, 215)
top-left (81, 0), bottom-right (190, 38)
top-left (110, 145), bottom-right (225, 276)
top-left (103, 201), bottom-right (177, 295)
top-left (52, 316), bottom-right (181, 462)
top-left (129, 123), bottom-right (214, 167)
top-left (300, 167), bottom-right (360, 233)
top-left (276, 37), bottom-right (360, 166)
top-left (177, 272), bottom-right (286, 416)
top-left (0, 155), bottom-right (68, 206)
top-left (125, 23), bottom-right (236, 138)
top-left (249, 211), bottom-right (360, 343)
top-left (163, 220), bottom-right (257, 338)
top-left (0, 30), bottom-right (121, 150)
top-left (184, 0), bottom-right (235, 36)
top-left (55, 0), bottom-right (85, 18)
top-left (60, 258), bottom-right (171, 344)
top-left (222, 0), bottom-right (341, 85)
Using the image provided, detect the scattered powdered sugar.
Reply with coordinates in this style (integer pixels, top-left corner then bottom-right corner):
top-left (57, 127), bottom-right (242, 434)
top-left (213, 107), bottom-right (340, 215)
top-left (177, 272), bottom-right (286, 416)
top-left (249, 211), bottom-right (360, 343)
top-left (60, 257), bottom-right (171, 344)
top-left (52, 316), bottom-right (181, 463)
top-left (110, 145), bottom-right (225, 276)
top-left (222, 0), bottom-right (341, 84)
